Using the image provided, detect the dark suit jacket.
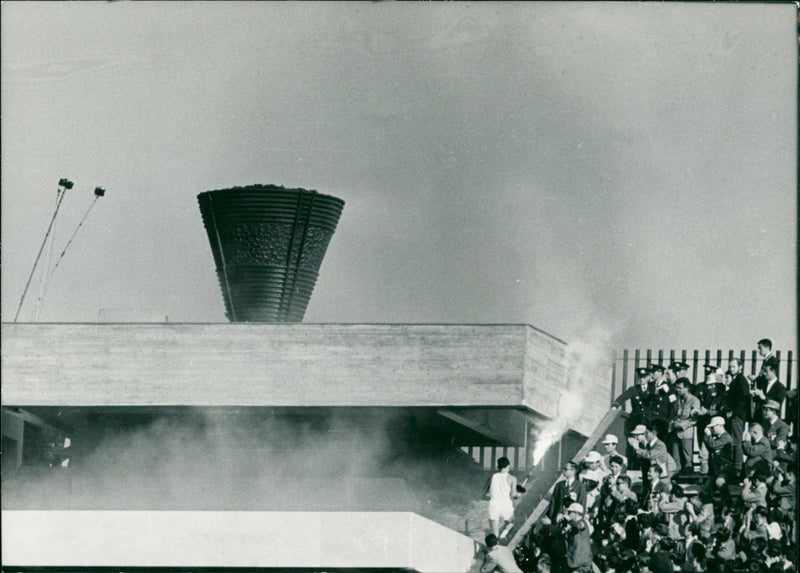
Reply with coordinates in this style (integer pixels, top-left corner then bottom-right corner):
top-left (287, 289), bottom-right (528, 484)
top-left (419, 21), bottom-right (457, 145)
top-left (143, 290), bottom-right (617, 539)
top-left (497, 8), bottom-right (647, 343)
top-left (761, 379), bottom-right (787, 406)
top-left (547, 478), bottom-right (587, 522)
top-left (726, 372), bottom-right (751, 420)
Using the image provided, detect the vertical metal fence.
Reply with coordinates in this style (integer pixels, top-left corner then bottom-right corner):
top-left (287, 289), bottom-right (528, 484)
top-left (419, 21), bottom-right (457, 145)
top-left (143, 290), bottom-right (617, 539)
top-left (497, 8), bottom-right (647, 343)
top-left (611, 348), bottom-right (796, 418)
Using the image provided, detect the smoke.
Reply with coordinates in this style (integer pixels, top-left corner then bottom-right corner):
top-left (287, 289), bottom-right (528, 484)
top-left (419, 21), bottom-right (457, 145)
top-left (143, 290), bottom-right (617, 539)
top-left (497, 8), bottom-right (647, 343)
top-left (2, 408), bottom-right (408, 511)
top-left (2, 407), bottom-right (488, 518)
top-left (529, 327), bottom-right (613, 466)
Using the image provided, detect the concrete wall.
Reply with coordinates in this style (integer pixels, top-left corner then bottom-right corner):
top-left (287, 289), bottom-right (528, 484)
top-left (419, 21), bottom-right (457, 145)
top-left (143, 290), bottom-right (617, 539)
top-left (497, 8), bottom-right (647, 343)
top-left (522, 327), bottom-right (612, 437)
top-left (2, 510), bottom-right (478, 572)
top-left (2, 323), bottom-right (548, 409)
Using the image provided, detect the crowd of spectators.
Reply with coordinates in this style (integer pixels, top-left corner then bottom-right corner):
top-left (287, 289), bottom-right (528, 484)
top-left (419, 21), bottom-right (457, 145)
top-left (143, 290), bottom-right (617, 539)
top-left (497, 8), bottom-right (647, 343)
top-left (499, 339), bottom-right (797, 573)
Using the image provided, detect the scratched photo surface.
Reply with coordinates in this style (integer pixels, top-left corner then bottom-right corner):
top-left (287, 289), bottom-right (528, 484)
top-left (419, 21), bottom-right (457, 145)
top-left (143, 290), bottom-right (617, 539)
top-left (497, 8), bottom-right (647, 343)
top-left (1, 2), bottom-right (796, 571)
top-left (2, 2), bottom-right (795, 351)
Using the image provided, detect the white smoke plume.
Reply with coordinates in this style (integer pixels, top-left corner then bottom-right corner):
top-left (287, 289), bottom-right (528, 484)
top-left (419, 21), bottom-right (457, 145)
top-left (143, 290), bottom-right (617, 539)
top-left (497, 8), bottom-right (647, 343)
top-left (529, 327), bottom-right (613, 466)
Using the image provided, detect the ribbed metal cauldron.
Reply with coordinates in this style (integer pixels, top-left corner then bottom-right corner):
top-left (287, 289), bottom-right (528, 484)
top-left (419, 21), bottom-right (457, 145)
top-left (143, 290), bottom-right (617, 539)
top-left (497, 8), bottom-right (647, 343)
top-left (197, 185), bottom-right (344, 322)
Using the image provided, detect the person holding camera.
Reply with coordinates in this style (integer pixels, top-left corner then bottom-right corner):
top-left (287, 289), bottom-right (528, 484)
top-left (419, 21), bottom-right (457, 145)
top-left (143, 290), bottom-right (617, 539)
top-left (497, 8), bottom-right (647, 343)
top-left (701, 416), bottom-right (735, 507)
top-left (628, 425), bottom-right (677, 490)
top-left (741, 423), bottom-right (773, 476)
top-left (768, 469), bottom-right (795, 515)
top-left (559, 503), bottom-right (593, 573)
top-left (741, 472), bottom-right (768, 510)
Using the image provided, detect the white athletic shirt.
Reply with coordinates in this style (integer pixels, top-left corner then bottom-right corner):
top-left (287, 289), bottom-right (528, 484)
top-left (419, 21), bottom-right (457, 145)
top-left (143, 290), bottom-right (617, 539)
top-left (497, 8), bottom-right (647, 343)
top-left (489, 471), bottom-right (512, 502)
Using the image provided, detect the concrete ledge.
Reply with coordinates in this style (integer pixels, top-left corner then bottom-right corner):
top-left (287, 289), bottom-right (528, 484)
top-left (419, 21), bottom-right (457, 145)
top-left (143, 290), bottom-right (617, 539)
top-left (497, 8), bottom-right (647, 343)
top-left (2, 510), bottom-right (479, 572)
top-left (2, 323), bottom-right (558, 411)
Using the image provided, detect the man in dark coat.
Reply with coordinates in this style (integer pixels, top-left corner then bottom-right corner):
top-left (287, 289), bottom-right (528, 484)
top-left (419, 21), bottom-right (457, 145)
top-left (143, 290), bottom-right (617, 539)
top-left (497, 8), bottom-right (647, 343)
top-left (628, 425), bottom-right (677, 488)
top-left (751, 362), bottom-right (785, 425)
top-left (560, 503), bottom-right (593, 572)
top-left (613, 367), bottom-right (651, 467)
top-left (647, 364), bottom-right (677, 442)
top-left (614, 367), bottom-right (652, 432)
top-left (724, 357), bottom-right (751, 474)
top-left (545, 462), bottom-right (587, 524)
top-left (702, 416), bottom-right (735, 507)
top-left (762, 400), bottom-right (789, 449)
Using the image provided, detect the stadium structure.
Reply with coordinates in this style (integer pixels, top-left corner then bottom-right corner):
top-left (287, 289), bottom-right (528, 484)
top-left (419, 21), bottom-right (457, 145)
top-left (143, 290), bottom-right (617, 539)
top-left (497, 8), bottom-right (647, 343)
top-left (2, 186), bottom-right (616, 572)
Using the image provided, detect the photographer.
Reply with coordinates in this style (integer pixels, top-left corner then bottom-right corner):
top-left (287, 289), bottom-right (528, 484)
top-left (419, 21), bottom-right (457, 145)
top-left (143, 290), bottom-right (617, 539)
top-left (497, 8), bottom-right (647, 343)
top-left (701, 416), bottom-right (735, 507)
top-left (559, 503), bottom-right (593, 573)
top-left (741, 472), bottom-right (769, 510)
top-left (768, 468), bottom-right (795, 515)
top-left (742, 423), bottom-right (774, 475)
top-left (740, 505), bottom-right (770, 542)
top-left (709, 526), bottom-right (736, 564)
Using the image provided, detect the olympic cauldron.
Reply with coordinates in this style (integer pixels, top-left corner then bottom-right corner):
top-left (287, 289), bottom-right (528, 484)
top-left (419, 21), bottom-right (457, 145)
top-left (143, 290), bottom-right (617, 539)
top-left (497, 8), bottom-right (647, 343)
top-left (197, 184), bottom-right (344, 322)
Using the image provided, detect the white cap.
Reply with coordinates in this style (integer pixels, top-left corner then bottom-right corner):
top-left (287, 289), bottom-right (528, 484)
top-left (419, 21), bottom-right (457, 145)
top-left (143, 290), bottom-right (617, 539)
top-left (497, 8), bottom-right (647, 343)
top-left (584, 451), bottom-right (602, 463)
top-left (566, 503), bottom-right (584, 514)
top-left (601, 434), bottom-right (618, 445)
top-left (708, 416), bottom-right (726, 428)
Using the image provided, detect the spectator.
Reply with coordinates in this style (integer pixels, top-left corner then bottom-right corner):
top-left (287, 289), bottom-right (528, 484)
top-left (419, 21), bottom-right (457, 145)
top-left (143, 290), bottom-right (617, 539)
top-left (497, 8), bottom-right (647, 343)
top-left (741, 473), bottom-right (768, 510)
top-left (621, 498), bottom-right (641, 550)
top-left (741, 506), bottom-right (770, 541)
top-left (614, 368), bottom-right (652, 465)
top-left (682, 540), bottom-right (707, 572)
top-left (685, 490), bottom-right (715, 539)
top-left (702, 416), bottom-right (735, 507)
top-left (595, 522), bottom-right (627, 571)
top-left (766, 509), bottom-right (783, 541)
top-left (762, 400), bottom-right (789, 449)
top-left (786, 388), bottom-right (798, 441)
top-left (725, 357), bottom-right (751, 474)
top-left (697, 372), bottom-right (727, 445)
top-left (596, 454), bottom-right (626, 520)
top-left (599, 434), bottom-right (627, 473)
top-left (668, 361), bottom-right (691, 384)
top-left (558, 347), bottom-right (797, 573)
top-left (658, 481), bottom-right (685, 513)
top-left (579, 451), bottom-right (606, 512)
top-left (560, 503), bottom-right (593, 573)
top-left (628, 425), bottom-right (677, 487)
top-left (742, 423), bottom-right (774, 475)
top-left (649, 536), bottom-right (677, 573)
top-left (669, 377), bottom-right (701, 474)
top-left (481, 533), bottom-right (523, 573)
top-left (752, 362), bottom-right (786, 425)
top-left (642, 463), bottom-right (672, 512)
top-left (710, 527), bottom-right (736, 563)
top-left (768, 468), bottom-right (795, 515)
top-left (598, 472), bottom-right (636, 536)
top-left (694, 364), bottom-right (719, 406)
top-left (545, 462), bottom-right (587, 524)
top-left (648, 364), bottom-right (677, 441)
top-left (755, 339), bottom-right (779, 380)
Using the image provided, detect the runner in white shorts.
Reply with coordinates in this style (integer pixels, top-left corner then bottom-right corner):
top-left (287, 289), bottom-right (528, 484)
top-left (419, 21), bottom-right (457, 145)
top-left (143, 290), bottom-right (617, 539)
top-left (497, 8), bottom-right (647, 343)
top-left (485, 456), bottom-right (520, 537)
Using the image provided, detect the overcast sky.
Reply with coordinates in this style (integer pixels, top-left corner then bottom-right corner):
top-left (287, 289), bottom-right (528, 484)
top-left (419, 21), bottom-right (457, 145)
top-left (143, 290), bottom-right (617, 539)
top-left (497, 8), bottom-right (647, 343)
top-left (2, 2), bottom-right (796, 354)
